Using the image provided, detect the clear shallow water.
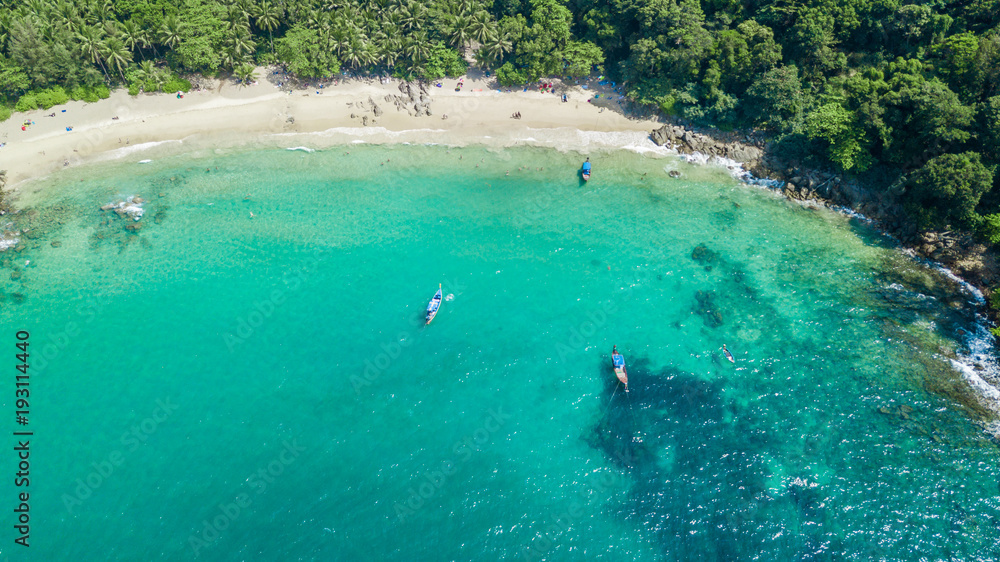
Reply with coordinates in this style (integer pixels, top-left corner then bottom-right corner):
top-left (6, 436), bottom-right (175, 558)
top-left (3, 145), bottom-right (1000, 561)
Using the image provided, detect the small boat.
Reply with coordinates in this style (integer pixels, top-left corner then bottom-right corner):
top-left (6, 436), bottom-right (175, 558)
top-left (612, 345), bottom-right (628, 392)
top-left (581, 158), bottom-right (591, 181)
top-left (723, 344), bottom-right (735, 364)
top-left (425, 284), bottom-right (443, 325)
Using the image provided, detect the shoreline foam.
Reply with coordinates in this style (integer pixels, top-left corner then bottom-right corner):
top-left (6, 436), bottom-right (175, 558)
top-left (3, 69), bottom-right (998, 422)
top-left (0, 69), bottom-right (657, 193)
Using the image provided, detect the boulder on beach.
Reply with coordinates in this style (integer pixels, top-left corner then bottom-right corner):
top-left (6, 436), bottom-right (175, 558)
top-left (650, 124), bottom-right (763, 165)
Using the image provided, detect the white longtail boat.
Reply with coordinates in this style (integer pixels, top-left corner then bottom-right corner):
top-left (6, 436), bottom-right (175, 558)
top-left (425, 284), bottom-right (443, 325)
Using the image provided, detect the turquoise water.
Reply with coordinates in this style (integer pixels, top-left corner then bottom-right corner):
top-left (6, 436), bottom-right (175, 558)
top-left (2, 145), bottom-right (999, 561)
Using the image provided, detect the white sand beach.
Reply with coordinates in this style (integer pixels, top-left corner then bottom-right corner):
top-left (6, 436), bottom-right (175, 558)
top-left (0, 68), bottom-right (661, 193)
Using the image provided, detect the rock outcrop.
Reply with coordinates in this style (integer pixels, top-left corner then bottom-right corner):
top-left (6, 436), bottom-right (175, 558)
top-left (386, 81), bottom-right (433, 117)
top-left (651, 124), bottom-right (763, 165)
top-left (650, 122), bottom-right (1000, 295)
top-left (100, 196), bottom-right (145, 224)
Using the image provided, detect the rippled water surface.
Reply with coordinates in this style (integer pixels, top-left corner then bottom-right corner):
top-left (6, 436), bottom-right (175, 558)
top-left (4, 145), bottom-right (999, 561)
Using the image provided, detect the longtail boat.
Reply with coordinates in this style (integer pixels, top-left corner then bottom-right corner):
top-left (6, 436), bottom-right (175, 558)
top-left (612, 345), bottom-right (628, 392)
top-left (723, 344), bottom-right (735, 364)
top-left (425, 284), bottom-right (443, 325)
top-left (581, 158), bottom-right (591, 181)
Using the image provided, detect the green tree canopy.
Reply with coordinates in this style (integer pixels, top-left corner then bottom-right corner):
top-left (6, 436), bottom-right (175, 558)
top-left (803, 103), bottom-right (871, 171)
top-left (742, 65), bottom-right (806, 130)
top-left (904, 152), bottom-right (995, 228)
top-left (274, 25), bottom-right (340, 79)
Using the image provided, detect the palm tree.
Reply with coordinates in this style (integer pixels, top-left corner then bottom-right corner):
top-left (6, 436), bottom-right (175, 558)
top-left (136, 59), bottom-right (155, 83)
top-left (119, 19), bottom-right (150, 55)
top-left (225, 7), bottom-right (250, 33)
top-left (232, 0), bottom-right (254, 22)
top-left (405, 60), bottom-right (427, 80)
top-left (469, 10), bottom-right (495, 44)
top-left (478, 34), bottom-right (510, 68)
top-left (329, 26), bottom-right (350, 56)
top-left (102, 36), bottom-right (132, 82)
top-left (254, 0), bottom-right (282, 51)
top-left (357, 42), bottom-right (377, 67)
top-left (86, 0), bottom-right (114, 26)
top-left (220, 30), bottom-right (255, 71)
top-left (220, 47), bottom-right (243, 70)
top-left (54, 1), bottom-right (80, 31)
top-left (0, 10), bottom-right (15, 49)
top-left (22, 0), bottom-right (46, 20)
top-left (441, 14), bottom-right (473, 52)
top-left (378, 27), bottom-right (403, 69)
top-left (159, 15), bottom-right (182, 50)
top-left (342, 38), bottom-right (366, 68)
top-left (76, 26), bottom-right (110, 80)
top-left (398, 1), bottom-right (425, 31)
top-left (235, 63), bottom-right (258, 84)
top-left (380, 42), bottom-right (401, 70)
top-left (404, 31), bottom-right (431, 63)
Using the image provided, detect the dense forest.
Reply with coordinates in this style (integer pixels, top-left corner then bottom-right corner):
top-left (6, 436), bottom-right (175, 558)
top-left (0, 0), bottom-right (999, 238)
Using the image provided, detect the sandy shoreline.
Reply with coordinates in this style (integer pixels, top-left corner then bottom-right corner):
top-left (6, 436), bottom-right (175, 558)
top-left (0, 69), bottom-right (660, 194)
top-left (5, 68), bottom-right (1000, 423)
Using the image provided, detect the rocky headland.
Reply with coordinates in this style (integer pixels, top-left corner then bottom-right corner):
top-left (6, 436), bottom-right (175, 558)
top-left (650, 123), bottom-right (1000, 295)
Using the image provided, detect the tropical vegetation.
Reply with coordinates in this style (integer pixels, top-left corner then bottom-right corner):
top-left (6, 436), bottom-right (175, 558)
top-left (0, 0), bottom-right (998, 244)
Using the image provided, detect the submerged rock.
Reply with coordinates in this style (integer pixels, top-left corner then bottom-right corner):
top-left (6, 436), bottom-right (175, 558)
top-left (695, 290), bottom-right (724, 327)
top-left (692, 244), bottom-right (717, 265)
top-left (101, 196), bottom-right (144, 221)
